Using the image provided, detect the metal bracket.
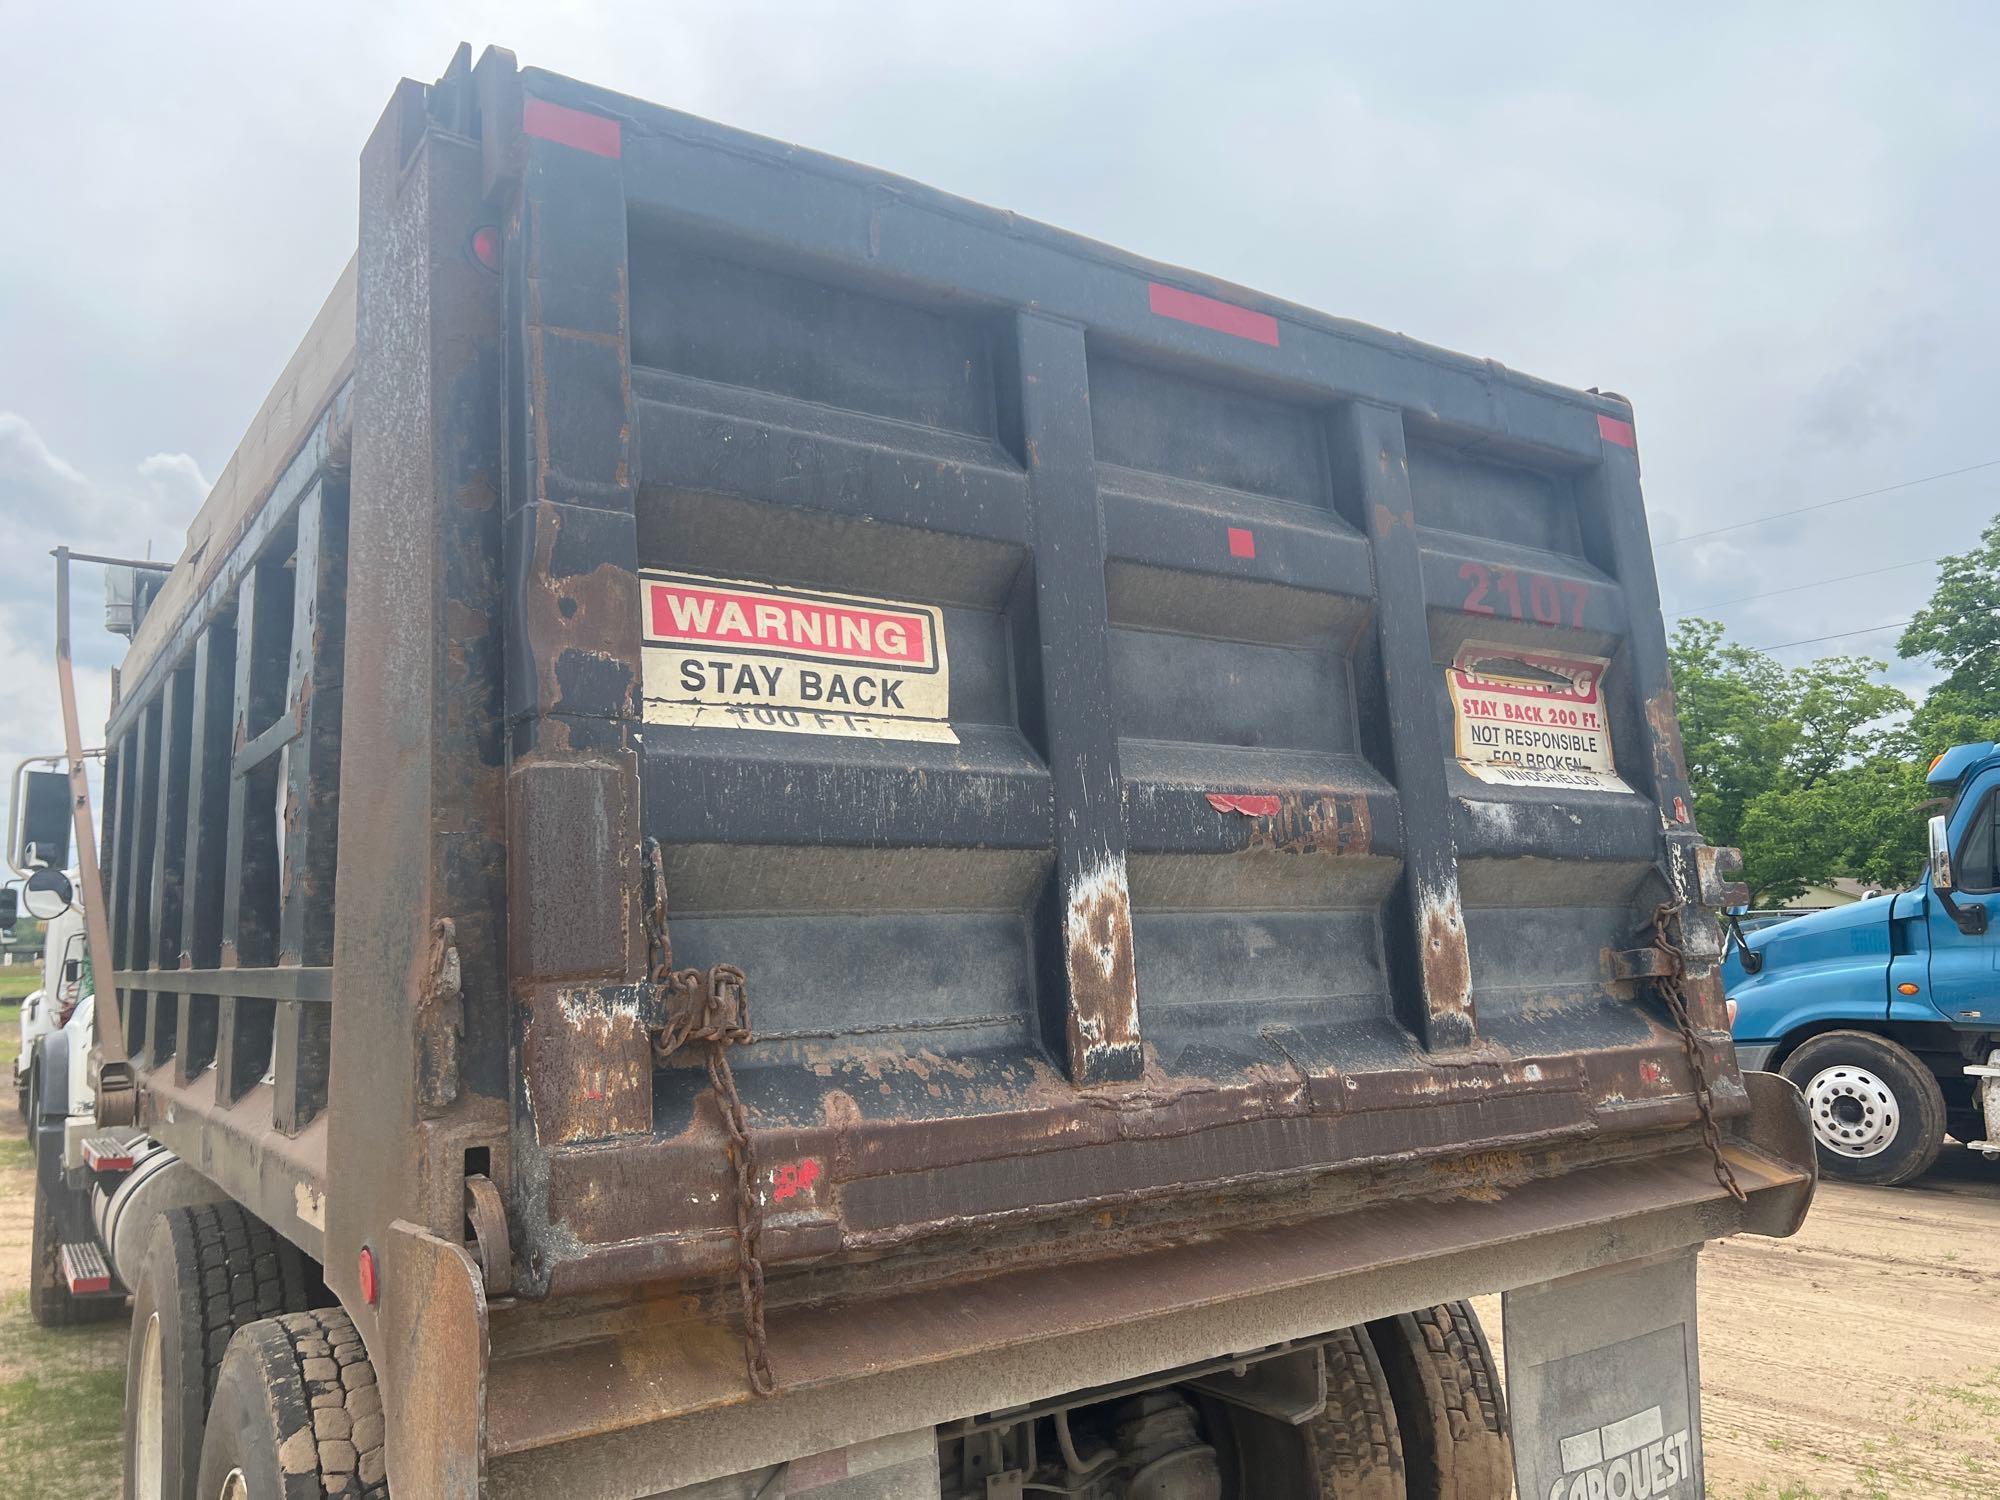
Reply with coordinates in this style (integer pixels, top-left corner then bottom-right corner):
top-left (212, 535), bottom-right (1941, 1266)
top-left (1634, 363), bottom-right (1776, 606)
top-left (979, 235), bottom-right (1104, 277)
top-left (1184, 1345), bottom-right (1327, 1423)
top-left (464, 1173), bottom-right (514, 1296)
top-left (380, 1219), bottom-right (488, 1499)
top-left (1695, 845), bottom-right (1750, 910)
top-left (1611, 947), bottom-right (1676, 981)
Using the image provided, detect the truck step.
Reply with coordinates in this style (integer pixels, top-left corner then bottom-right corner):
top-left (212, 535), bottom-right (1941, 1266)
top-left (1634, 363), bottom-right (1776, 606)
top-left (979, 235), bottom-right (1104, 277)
top-left (60, 1241), bottom-right (112, 1296)
top-left (81, 1135), bottom-right (136, 1173)
top-left (1965, 1140), bottom-right (2000, 1157)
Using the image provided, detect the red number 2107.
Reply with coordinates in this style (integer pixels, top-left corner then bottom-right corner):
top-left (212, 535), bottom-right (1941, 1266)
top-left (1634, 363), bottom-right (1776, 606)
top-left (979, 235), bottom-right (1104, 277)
top-left (1458, 562), bottom-right (1589, 628)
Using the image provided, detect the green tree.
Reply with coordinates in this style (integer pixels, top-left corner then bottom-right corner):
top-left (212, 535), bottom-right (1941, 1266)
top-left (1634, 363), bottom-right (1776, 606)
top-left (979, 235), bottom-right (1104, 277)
top-left (1669, 619), bottom-right (1912, 903)
top-left (1900, 516), bottom-right (2000, 711)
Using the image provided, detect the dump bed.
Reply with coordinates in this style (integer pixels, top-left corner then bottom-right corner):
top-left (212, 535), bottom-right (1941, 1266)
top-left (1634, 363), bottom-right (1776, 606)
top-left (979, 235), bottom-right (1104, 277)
top-left (84, 46), bottom-right (1808, 1495)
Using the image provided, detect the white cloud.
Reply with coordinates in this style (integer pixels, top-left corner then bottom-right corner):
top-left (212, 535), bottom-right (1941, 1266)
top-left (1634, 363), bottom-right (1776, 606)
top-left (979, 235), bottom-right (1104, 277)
top-left (138, 451), bottom-right (212, 516)
top-left (0, 413), bottom-right (207, 860)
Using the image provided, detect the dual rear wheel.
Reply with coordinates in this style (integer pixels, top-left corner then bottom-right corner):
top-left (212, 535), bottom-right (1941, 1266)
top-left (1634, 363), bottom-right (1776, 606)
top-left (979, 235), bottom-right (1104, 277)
top-left (121, 1202), bottom-right (380, 1500)
top-left (1200, 1304), bottom-right (1512, 1500)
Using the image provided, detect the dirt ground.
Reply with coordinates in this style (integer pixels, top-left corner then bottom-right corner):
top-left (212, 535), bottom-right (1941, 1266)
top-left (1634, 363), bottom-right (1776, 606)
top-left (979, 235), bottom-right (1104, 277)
top-left (1477, 1144), bottom-right (2000, 1499)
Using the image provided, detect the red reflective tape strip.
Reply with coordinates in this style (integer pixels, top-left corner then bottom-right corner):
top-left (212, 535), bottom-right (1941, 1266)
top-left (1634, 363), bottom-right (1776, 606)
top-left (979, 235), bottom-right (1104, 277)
top-left (1207, 793), bottom-right (1281, 817)
top-left (523, 98), bottom-right (622, 159)
top-left (68, 1273), bottom-right (111, 1295)
top-left (1597, 413), bottom-right (1636, 449)
top-left (1227, 526), bottom-right (1257, 559)
top-left (1148, 283), bottom-right (1280, 346)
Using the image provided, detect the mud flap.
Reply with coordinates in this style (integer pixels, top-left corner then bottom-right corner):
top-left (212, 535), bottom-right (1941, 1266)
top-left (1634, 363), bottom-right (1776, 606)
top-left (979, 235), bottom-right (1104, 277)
top-left (1504, 1248), bottom-right (1703, 1500)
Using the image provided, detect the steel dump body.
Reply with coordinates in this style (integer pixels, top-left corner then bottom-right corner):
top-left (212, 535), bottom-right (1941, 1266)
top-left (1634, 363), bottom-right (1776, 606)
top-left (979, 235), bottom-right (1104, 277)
top-left (87, 46), bottom-right (1811, 1497)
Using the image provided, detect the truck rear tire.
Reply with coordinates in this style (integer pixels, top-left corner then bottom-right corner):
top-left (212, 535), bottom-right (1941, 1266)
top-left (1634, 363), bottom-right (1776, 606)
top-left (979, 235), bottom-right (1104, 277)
top-left (1780, 1030), bottom-right (1946, 1187)
top-left (1302, 1325), bottom-right (1407, 1499)
top-left (196, 1309), bottom-right (387, 1500)
top-left (1366, 1301), bottom-right (1511, 1500)
top-left (124, 1204), bottom-right (317, 1500)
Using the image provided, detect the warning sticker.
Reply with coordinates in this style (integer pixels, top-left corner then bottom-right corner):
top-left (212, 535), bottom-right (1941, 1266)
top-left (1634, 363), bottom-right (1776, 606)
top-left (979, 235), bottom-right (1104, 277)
top-left (640, 571), bottom-right (955, 743)
top-left (1448, 642), bottom-right (1631, 795)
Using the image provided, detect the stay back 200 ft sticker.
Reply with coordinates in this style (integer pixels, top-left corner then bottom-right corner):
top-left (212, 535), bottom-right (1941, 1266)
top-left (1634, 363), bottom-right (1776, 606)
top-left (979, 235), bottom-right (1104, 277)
top-left (1448, 642), bottom-right (1631, 794)
top-left (640, 571), bottom-right (956, 744)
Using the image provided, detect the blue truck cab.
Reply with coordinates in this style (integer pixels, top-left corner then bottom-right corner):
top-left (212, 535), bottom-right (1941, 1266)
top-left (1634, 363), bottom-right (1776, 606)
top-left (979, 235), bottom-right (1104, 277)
top-left (1725, 741), bottom-right (2000, 1184)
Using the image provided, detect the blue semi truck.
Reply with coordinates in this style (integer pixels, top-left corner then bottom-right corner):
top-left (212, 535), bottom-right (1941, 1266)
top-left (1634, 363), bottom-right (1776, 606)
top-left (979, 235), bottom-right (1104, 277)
top-left (1726, 740), bottom-right (2000, 1185)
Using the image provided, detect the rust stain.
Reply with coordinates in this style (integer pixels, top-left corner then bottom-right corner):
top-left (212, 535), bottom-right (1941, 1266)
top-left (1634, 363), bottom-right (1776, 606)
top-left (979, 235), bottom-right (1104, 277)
top-left (524, 499), bottom-right (640, 723)
top-left (1644, 686), bottom-right (1691, 783)
top-left (415, 917), bottom-right (464, 1117)
top-left (1244, 792), bottom-right (1372, 857)
top-left (1419, 889), bottom-right (1473, 1017)
top-left (521, 987), bottom-right (653, 1143)
top-left (1423, 1148), bottom-right (1531, 1203)
top-left (1063, 857), bottom-right (1140, 1084)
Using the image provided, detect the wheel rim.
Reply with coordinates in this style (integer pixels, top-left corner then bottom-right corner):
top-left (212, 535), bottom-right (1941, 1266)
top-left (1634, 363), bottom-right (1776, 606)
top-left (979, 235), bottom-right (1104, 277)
top-left (135, 1313), bottom-right (164, 1500)
top-left (1804, 1064), bottom-right (1900, 1158)
top-left (218, 1469), bottom-right (248, 1500)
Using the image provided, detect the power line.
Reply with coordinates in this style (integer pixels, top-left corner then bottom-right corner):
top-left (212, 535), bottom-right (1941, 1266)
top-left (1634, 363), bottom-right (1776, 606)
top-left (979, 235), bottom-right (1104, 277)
top-left (1655, 458), bottom-right (2000, 549)
top-left (1753, 620), bottom-right (1912, 652)
top-left (1672, 556), bottom-right (1941, 616)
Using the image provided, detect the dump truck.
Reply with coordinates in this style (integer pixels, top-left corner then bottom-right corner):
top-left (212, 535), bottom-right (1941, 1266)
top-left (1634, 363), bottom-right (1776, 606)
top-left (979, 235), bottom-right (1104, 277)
top-left (29, 43), bottom-right (1816, 1500)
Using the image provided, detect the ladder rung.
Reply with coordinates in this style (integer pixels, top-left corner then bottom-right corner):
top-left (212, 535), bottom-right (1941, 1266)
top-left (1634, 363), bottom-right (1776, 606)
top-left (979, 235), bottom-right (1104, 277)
top-left (81, 1136), bottom-right (136, 1173)
top-left (60, 1241), bottom-right (111, 1296)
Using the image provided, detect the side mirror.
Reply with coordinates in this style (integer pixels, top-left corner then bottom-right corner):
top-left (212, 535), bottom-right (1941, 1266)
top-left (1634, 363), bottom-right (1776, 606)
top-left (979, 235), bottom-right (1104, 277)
top-left (1929, 813), bottom-right (1956, 891)
top-left (22, 867), bottom-right (72, 921)
top-left (0, 887), bottom-right (15, 932)
top-left (1929, 813), bottom-right (1988, 935)
top-left (14, 769), bottom-right (71, 872)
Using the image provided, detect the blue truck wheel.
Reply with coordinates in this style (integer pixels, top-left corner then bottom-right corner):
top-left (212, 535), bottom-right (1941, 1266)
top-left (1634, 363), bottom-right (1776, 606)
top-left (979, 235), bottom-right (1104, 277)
top-left (1780, 1031), bottom-right (1946, 1187)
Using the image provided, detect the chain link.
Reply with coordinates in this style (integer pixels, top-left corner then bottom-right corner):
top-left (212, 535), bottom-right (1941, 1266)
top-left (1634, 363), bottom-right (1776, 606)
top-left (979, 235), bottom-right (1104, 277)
top-left (643, 838), bottom-right (777, 1396)
top-left (1651, 901), bottom-right (1747, 1204)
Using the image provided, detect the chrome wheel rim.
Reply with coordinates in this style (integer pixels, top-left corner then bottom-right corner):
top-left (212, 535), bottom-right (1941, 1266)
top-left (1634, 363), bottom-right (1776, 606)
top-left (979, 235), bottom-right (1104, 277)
top-left (1805, 1064), bottom-right (1900, 1158)
top-left (218, 1469), bottom-right (248, 1500)
top-left (135, 1312), bottom-right (163, 1500)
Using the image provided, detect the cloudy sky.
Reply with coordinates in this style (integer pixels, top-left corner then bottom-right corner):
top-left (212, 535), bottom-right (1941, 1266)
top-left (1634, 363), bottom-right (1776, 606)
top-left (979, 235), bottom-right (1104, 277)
top-left (3, 2), bottom-right (1997, 845)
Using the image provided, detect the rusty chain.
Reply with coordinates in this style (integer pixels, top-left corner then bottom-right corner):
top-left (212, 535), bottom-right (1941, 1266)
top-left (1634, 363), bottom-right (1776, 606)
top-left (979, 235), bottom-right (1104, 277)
top-left (643, 837), bottom-right (777, 1396)
top-left (1650, 900), bottom-right (1747, 1204)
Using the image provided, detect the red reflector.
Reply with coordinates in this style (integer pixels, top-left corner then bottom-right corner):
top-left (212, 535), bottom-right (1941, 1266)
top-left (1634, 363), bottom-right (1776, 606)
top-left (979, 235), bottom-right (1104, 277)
top-left (522, 97), bottom-right (622, 159)
top-left (1226, 526), bottom-right (1257, 559)
top-left (470, 225), bottom-right (502, 272)
top-left (358, 1246), bottom-right (379, 1306)
top-left (1148, 283), bottom-right (1280, 347)
top-left (1597, 413), bottom-right (1637, 449)
top-left (1206, 793), bottom-right (1282, 817)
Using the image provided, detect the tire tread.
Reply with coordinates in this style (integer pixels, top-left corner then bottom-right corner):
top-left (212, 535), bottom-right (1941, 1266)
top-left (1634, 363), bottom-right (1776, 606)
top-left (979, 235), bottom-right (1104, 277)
top-left (1306, 1325), bottom-right (1407, 1498)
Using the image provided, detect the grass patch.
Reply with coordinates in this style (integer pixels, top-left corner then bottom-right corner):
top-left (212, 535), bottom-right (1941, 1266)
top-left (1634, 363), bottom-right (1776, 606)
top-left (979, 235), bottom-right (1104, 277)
top-left (0, 1279), bottom-right (128, 1500)
top-left (0, 972), bottom-right (38, 1004)
top-left (0, 1355), bottom-right (125, 1494)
